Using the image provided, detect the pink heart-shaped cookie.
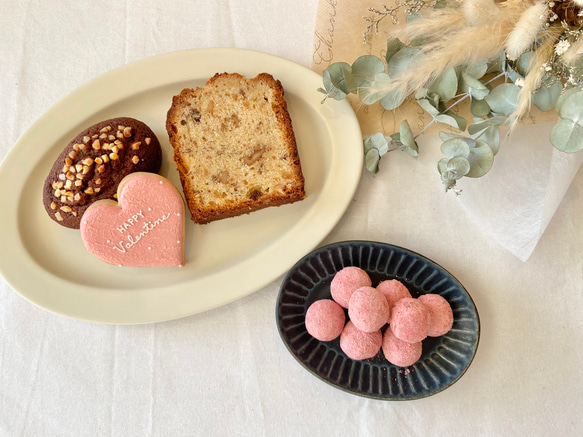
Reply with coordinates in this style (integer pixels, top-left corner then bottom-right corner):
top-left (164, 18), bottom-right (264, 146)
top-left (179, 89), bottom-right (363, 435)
top-left (80, 173), bottom-right (185, 267)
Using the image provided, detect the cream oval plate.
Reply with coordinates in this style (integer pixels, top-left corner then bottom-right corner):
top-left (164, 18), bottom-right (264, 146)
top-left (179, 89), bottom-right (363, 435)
top-left (0, 48), bottom-right (362, 324)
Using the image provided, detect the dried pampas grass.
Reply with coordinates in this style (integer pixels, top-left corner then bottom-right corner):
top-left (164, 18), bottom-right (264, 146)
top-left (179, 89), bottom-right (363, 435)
top-left (505, 2), bottom-right (549, 60)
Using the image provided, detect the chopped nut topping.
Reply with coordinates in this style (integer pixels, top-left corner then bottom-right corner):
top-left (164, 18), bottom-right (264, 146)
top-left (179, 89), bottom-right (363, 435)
top-left (102, 143), bottom-right (111, 151)
top-left (52, 181), bottom-right (59, 190)
top-left (97, 165), bottom-right (105, 173)
top-left (95, 187), bottom-right (101, 193)
top-left (54, 189), bottom-right (62, 197)
top-left (145, 137), bottom-right (151, 145)
top-left (100, 127), bottom-right (109, 133)
top-left (92, 140), bottom-right (101, 150)
top-left (101, 154), bottom-right (110, 163)
top-left (76, 173), bottom-right (84, 180)
top-left (58, 174), bottom-right (66, 181)
top-left (60, 206), bottom-right (72, 212)
top-left (114, 140), bottom-right (122, 146)
top-left (73, 144), bottom-right (81, 151)
top-left (74, 193), bottom-right (81, 202)
top-left (75, 180), bottom-right (83, 187)
top-left (118, 125), bottom-right (125, 130)
top-left (64, 180), bottom-right (72, 189)
top-left (55, 212), bottom-right (64, 221)
top-left (95, 157), bottom-right (103, 165)
top-left (116, 131), bottom-right (124, 139)
top-left (68, 151), bottom-right (77, 159)
top-left (85, 187), bottom-right (94, 195)
top-left (83, 136), bottom-right (90, 143)
top-left (99, 133), bottom-right (107, 139)
top-left (113, 193), bottom-right (118, 199)
top-left (131, 141), bottom-right (141, 150)
top-left (95, 178), bottom-right (102, 185)
top-left (108, 134), bottom-right (116, 141)
top-left (60, 195), bottom-right (67, 203)
top-left (82, 166), bottom-right (90, 175)
top-left (111, 146), bottom-right (119, 154)
top-left (109, 152), bottom-right (119, 161)
top-left (75, 164), bottom-right (83, 173)
top-left (66, 172), bottom-right (75, 180)
top-left (91, 134), bottom-right (99, 139)
top-left (72, 211), bottom-right (78, 217)
top-left (123, 127), bottom-right (132, 137)
top-left (131, 155), bottom-right (140, 164)
top-left (83, 158), bottom-right (94, 166)
top-left (65, 157), bottom-right (73, 166)
top-left (50, 202), bottom-right (57, 210)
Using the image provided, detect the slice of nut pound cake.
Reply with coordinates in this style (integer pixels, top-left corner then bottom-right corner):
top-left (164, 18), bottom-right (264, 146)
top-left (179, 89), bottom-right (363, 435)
top-left (166, 72), bottom-right (306, 224)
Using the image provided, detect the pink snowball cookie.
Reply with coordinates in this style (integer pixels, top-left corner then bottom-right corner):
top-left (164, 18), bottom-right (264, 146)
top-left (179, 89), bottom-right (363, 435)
top-left (376, 279), bottom-right (412, 311)
top-left (330, 266), bottom-right (372, 308)
top-left (389, 297), bottom-right (430, 343)
top-left (418, 294), bottom-right (454, 337)
top-left (348, 286), bottom-right (390, 333)
top-left (382, 328), bottom-right (422, 367)
top-left (339, 321), bottom-right (382, 360)
top-left (305, 299), bottom-right (346, 341)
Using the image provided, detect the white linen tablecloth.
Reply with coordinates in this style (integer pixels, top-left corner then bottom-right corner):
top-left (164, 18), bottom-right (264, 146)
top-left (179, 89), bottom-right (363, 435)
top-left (1, 1), bottom-right (582, 436)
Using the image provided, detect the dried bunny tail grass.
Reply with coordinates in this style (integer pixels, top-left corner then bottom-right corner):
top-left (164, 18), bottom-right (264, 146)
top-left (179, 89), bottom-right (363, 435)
top-left (505, 2), bottom-right (549, 60)
top-left (561, 39), bottom-right (583, 66)
top-left (508, 33), bottom-right (560, 131)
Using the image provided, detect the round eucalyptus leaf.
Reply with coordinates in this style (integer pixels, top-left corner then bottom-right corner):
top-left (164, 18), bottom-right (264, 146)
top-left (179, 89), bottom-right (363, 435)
top-left (322, 68), bottom-right (347, 100)
top-left (484, 83), bottom-right (520, 115)
top-left (437, 158), bottom-right (448, 174)
top-left (446, 156), bottom-right (471, 179)
top-left (429, 67), bottom-right (458, 101)
top-left (388, 47), bottom-right (423, 77)
top-left (380, 87), bottom-right (407, 110)
top-left (462, 59), bottom-right (488, 80)
top-left (555, 89), bottom-right (583, 123)
top-left (550, 119), bottom-right (583, 153)
top-left (532, 80), bottom-right (562, 112)
top-left (460, 72), bottom-right (488, 99)
top-left (516, 51), bottom-right (533, 76)
top-left (435, 111), bottom-right (467, 131)
top-left (470, 97), bottom-right (491, 116)
top-left (555, 87), bottom-right (581, 111)
top-left (466, 140), bottom-right (494, 177)
top-left (364, 132), bottom-right (389, 156)
top-left (441, 138), bottom-right (470, 159)
top-left (365, 148), bottom-right (381, 173)
top-left (359, 72), bottom-right (393, 105)
top-left (399, 120), bottom-right (418, 157)
top-left (352, 55), bottom-right (385, 86)
top-left (417, 98), bottom-right (440, 117)
top-left (386, 38), bottom-right (405, 65)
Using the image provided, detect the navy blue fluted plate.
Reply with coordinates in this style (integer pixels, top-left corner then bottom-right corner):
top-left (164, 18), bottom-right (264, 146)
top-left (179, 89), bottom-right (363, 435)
top-left (276, 240), bottom-right (480, 401)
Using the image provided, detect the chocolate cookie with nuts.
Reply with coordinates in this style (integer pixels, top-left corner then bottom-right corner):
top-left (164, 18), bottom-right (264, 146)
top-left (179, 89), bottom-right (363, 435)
top-left (42, 117), bottom-right (162, 229)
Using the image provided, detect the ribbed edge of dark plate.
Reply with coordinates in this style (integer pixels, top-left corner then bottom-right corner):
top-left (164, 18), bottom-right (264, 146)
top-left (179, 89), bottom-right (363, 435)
top-left (276, 240), bottom-right (480, 401)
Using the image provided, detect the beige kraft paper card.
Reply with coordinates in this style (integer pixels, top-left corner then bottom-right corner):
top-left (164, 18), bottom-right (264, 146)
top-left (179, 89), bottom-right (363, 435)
top-left (311, 0), bottom-right (555, 138)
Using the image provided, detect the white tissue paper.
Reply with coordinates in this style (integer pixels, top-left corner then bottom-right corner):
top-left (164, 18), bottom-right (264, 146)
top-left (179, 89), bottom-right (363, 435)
top-left (456, 122), bottom-right (583, 262)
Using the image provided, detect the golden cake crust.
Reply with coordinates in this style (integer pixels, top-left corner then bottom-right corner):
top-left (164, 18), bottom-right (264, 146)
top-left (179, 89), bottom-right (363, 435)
top-left (166, 72), bottom-right (305, 224)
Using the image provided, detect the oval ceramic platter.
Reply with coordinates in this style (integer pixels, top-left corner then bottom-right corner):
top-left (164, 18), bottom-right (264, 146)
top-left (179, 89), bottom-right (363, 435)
top-left (0, 48), bottom-right (363, 324)
top-left (276, 240), bottom-right (480, 401)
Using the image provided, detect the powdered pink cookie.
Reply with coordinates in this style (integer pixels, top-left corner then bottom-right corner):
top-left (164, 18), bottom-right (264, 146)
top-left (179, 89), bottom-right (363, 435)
top-left (330, 267), bottom-right (372, 308)
top-left (305, 299), bottom-right (346, 341)
top-left (418, 294), bottom-right (454, 337)
top-left (377, 279), bottom-right (412, 310)
top-left (389, 298), bottom-right (430, 343)
top-left (348, 286), bottom-right (390, 332)
top-left (81, 172), bottom-right (185, 267)
top-left (382, 328), bottom-right (422, 367)
top-left (339, 321), bottom-right (382, 360)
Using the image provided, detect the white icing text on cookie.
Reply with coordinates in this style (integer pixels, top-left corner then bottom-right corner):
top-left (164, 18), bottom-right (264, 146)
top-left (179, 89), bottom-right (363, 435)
top-left (112, 212), bottom-right (171, 253)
